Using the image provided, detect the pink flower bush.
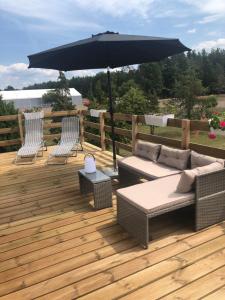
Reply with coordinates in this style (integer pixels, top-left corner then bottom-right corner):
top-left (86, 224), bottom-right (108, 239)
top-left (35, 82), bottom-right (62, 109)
top-left (209, 112), bottom-right (225, 139)
top-left (220, 121), bottom-right (225, 128)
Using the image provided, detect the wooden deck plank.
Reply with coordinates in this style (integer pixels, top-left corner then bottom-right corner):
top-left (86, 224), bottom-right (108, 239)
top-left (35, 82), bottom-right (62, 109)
top-left (0, 223), bottom-right (222, 299)
top-left (77, 234), bottom-right (225, 300)
top-left (109, 238), bottom-right (225, 300)
top-left (0, 143), bottom-right (224, 300)
top-left (203, 285), bottom-right (225, 300)
top-left (161, 264), bottom-right (225, 299)
top-left (34, 225), bottom-right (225, 300)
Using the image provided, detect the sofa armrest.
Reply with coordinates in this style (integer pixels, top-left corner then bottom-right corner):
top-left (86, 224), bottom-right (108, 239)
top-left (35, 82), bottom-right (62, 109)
top-left (196, 168), bottom-right (225, 199)
top-left (195, 168), bottom-right (225, 231)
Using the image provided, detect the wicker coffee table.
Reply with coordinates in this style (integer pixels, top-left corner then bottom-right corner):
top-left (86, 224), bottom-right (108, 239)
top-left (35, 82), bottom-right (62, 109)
top-left (78, 169), bottom-right (112, 210)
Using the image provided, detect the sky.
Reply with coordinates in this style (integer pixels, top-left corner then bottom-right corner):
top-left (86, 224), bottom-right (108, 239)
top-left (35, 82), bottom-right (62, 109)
top-left (0, 0), bottom-right (225, 89)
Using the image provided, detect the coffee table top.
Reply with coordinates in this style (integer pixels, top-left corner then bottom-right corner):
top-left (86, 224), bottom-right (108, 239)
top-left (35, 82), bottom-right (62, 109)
top-left (78, 169), bottom-right (111, 184)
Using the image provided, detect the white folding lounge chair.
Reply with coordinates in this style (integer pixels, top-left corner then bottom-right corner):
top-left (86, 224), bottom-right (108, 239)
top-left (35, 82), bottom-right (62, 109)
top-left (15, 112), bottom-right (46, 164)
top-left (47, 116), bottom-right (82, 164)
top-left (23, 111), bottom-right (44, 120)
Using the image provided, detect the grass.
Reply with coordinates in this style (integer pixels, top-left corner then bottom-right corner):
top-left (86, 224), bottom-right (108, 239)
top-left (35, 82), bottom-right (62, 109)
top-left (102, 124), bottom-right (225, 158)
top-left (139, 125), bottom-right (225, 150)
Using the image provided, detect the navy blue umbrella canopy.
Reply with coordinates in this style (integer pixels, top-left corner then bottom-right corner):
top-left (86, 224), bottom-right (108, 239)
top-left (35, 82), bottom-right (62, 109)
top-left (28, 31), bottom-right (190, 173)
top-left (28, 31), bottom-right (190, 70)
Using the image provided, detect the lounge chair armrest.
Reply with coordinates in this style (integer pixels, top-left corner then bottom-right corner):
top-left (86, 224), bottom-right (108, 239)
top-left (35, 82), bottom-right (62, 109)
top-left (196, 168), bottom-right (225, 199)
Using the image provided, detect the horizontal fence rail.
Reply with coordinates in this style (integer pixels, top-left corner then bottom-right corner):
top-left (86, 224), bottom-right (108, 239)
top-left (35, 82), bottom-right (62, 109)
top-left (0, 110), bottom-right (224, 159)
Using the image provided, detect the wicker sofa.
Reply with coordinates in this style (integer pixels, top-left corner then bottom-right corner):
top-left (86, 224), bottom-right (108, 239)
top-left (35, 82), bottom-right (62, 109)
top-left (117, 140), bottom-right (225, 248)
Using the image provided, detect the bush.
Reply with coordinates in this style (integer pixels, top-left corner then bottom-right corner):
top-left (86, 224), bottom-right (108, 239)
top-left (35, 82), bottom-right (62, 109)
top-left (0, 94), bottom-right (19, 152)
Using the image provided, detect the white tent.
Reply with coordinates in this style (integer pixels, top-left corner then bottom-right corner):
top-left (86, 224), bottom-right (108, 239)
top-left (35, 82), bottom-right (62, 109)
top-left (0, 88), bottom-right (83, 110)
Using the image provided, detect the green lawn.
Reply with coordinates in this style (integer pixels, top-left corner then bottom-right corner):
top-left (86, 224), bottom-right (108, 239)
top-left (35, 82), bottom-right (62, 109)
top-left (139, 125), bottom-right (225, 150)
top-left (108, 125), bottom-right (225, 157)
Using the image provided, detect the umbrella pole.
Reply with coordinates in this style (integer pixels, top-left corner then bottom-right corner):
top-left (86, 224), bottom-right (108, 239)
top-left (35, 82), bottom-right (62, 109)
top-left (107, 67), bottom-right (117, 171)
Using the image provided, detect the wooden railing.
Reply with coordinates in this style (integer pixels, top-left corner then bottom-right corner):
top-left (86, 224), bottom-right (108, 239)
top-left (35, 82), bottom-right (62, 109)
top-left (0, 110), bottom-right (225, 159)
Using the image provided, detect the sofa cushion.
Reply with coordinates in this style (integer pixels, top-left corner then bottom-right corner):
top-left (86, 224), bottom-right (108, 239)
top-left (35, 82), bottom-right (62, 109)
top-left (176, 162), bottom-right (224, 193)
top-left (157, 146), bottom-right (190, 170)
top-left (191, 151), bottom-right (224, 169)
top-left (118, 156), bottom-right (181, 180)
top-left (117, 174), bottom-right (195, 214)
top-left (134, 140), bottom-right (161, 162)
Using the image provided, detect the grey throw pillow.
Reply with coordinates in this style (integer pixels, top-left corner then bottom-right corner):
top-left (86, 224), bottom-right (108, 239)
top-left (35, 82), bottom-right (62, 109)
top-left (134, 140), bottom-right (161, 162)
top-left (191, 151), bottom-right (224, 169)
top-left (158, 145), bottom-right (190, 170)
top-left (176, 162), bottom-right (224, 193)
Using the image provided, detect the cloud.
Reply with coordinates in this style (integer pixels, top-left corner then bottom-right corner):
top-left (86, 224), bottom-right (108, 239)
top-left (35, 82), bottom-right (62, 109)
top-left (0, 0), bottom-right (155, 22)
top-left (197, 14), bottom-right (222, 24)
top-left (0, 63), bottom-right (96, 90)
top-left (182, 0), bottom-right (225, 15)
top-left (0, 0), bottom-right (102, 32)
top-left (187, 28), bottom-right (196, 33)
top-left (154, 9), bottom-right (178, 18)
top-left (181, 0), bottom-right (225, 25)
top-left (194, 38), bottom-right (225, 51)
top-left (174, 23), bottom-right (188, 28)
top-left (75, 0), bottom-right (155, 18)
top-left (207, 31), bottom-right (220, 36)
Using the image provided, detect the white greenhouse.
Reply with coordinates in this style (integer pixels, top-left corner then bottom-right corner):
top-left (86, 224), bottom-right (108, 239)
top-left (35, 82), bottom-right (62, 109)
top-left (0, 88), bottom-right (83, 111)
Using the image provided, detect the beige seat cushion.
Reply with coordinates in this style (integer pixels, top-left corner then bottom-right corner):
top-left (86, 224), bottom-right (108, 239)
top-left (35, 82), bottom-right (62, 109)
top-left (191, 151), bottom-right (224, 169)
top-left (134, 140), bottom-right (161, 162)
top-left (158, 146), bottom-right (190, 170)
top-left (117, 174), bottom-right (195, 214)
top-left (176, 162), bottom-right (224, 193)
top-left (118, 156), bottom-right (181, 179)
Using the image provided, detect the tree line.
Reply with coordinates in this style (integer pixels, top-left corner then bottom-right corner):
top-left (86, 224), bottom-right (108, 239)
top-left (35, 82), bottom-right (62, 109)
top-left (1, 48), bottom-right (225, 120)
top-left (0, 48), bottom-right (224, 152)
top-left (20, 49), bottom-right (225, 119)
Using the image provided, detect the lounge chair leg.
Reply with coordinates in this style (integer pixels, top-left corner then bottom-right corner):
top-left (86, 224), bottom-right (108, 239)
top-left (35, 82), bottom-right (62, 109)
top-left (142, 243), bottom-right (148, 249)
top-left (43, 141), bottom-right (48, 151)
top-left (71, 150), bottom-right (77, 157)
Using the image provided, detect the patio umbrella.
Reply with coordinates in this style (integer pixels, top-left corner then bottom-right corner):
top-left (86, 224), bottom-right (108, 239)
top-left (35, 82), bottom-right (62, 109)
top-left (28, 31), bottom-right (190, 174)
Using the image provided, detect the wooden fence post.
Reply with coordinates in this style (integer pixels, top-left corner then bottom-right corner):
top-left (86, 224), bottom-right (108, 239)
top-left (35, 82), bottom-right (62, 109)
top-left (99, 112), bottom-right (106, 151)
top-left (132, 115), bottom-right (138, 154)
top-left (18, 113), bottom-right (24, 145)
top-left (181, 119), bottom-right (190, 149)
top-left (79, 111), bottom-right (84, 144)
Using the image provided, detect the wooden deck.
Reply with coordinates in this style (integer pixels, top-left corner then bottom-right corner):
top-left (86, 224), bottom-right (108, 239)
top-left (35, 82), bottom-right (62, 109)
top-left (0, 143), bottom-right (225, 300)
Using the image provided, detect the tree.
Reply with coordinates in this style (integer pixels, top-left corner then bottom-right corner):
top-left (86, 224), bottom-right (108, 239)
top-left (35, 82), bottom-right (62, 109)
top-left (4, 85), bottom-right (15, 91)
top-left (42, 71), bottom-right (74, 111)
top-left (194, 95), bottom-right (218, 119)
top-left (148, 92), bottom-right (159, 113)
top-left (161, 58), bottom-right (177, 97)
top-left (135, 63), bottom-right (162, 112)
top-left (137, 62), bottom-right (163, 96)
top-left (117, 86), bottom-right (148, 115)
top-left (94, 80), bottom-right (105, 104)
top-left (173, 69), bottom-right (206, 119)
top-left (117, 79), bottom-right (139, 98)
top-left (42, 72), bottom-right (74, 136)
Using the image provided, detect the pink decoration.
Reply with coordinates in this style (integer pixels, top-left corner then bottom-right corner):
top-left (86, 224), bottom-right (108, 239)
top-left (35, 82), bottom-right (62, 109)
top-left (208, 131), bottom-right (216, 139)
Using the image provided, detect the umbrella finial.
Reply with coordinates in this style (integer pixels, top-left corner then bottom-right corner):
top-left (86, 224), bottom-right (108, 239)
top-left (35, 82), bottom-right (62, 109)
top-left (92, 31), bottom-right (119, 37)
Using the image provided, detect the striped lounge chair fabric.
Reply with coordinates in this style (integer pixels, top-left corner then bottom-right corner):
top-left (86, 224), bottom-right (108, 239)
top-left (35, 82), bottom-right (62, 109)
top-left (47, 116), bottom-right (82, 164)
top-left (15, 112), bottom-right (46, 164)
